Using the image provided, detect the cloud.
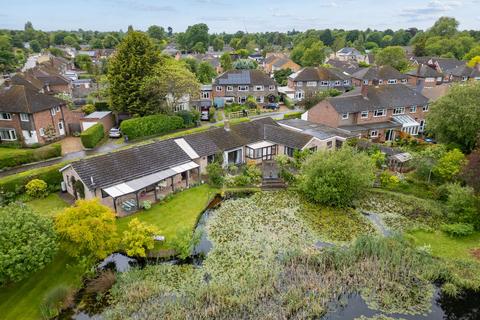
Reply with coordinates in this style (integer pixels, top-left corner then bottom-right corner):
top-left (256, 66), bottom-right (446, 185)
top-left (399, 0), bottom-right (462, 19)
top-left (106, 0), bottom-right (176, 12)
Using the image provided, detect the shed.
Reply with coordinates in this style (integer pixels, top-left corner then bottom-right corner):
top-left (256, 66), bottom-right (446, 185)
top-left (388, 152), bottom-right (412, 172)
top-left (80, 111), bottom-right (114, 132)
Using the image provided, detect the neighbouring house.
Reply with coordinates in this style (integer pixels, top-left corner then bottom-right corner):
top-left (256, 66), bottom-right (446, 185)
top-left (248, 53), bottom-right (264, 64)
top-left (24, 66), bottom-right (72, 95)
top-left (304, 84), bottom-right (430, 142)
top-left (325, 59), bottom-right (362, 75)
top-left (287, 66), bottom-right (352, 101)
top-left (331, 47), bottom-right (369, 63)
top-left (80, 111), bottom-right (114, 132)
top-left (351, 65), bottom-right (408, 86)
top-left (72, 79), bottom-right (96, 101)
top-left (0, 78), bottom-right (76, 145)
top-left (263, 54), bottom-right (301, 74)
top-left (191, 84), bottom-right (213, 120)
top-left (444, 64), bottom-right (480, 82)
top-left (406, 64), bottom-right (443, 88)
top-left (409, 57), bottom-right (467, 83)
top-left (37, 54), bottom-right (74, 74)
top-left (60, 118), bottom-right (330, 215)
top-left (213, 69), bottom-right (277, 107)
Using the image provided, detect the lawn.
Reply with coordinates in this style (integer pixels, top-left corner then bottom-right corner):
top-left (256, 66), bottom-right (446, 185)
top-left (116, 184), bottom-right (218, 249)
top-left (409, 230), bottom-right (480, 262)
top-left (26, 193), bottom-right (69, 217)
top-left (0, 252), bottom-right (85, 320)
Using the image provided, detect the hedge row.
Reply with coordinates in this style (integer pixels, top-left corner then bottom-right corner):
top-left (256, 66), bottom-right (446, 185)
top-left (283, 111), bottom-right (303, 120)
top-left (0, 162), bottom-right (66, 195)
top-left (0, 143), bottom-right (62, 170)
top-left (81, 123), bottom-right (104, 148)
top-left (120, 114), bottom-right (184, 140)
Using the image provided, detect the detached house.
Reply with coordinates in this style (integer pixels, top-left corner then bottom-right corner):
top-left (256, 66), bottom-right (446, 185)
top-left (213, 70), bottom-right (277, 107)
top-left (263, 54), bottom-right (301, 74)
top-left (305, 84), bottom-right (430, 142)
top-left (406, 64), bottom-right (443, 88)
top-left (0, 78), bottom-right (75, 145)
top-left (351, 65), bottom-right (408, 86)
top-left (332, 47), bottom-right (369, 63)
top-left (287, 67), bottom-right (352, 101)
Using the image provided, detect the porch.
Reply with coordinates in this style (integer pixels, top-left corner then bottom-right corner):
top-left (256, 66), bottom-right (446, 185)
top-left (245, 141), bottom-right (278, 164)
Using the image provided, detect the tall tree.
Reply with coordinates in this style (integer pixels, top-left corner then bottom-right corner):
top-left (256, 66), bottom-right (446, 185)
top-left (147, 25), bottom-right (166, 41)
top-left (107, 31), bottom-right (160, 114)
top-left (196, 61), bottom-right (216, 84)
top-left (375, 46), bottom-right (409, 72)
top-left (428, 17), bottom-right (459, 37)
top-left (220, 52), bottom-right (233, 71)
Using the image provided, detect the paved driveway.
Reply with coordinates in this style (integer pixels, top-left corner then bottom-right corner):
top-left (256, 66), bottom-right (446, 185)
top-left (59, 137), bottom-right (83, 155)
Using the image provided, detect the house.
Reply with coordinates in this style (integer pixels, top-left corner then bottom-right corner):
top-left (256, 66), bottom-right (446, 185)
top-left (0, 78), bottom-right (75, 145)
top-left (444, 64), bottom-right (480, 82)
top-left (287, 66), bottom-right (352, 101)
top-left (60, 118), bottom-right (328, 216)
top-left (332, 47), bottom-right (368, 63)
top-left (305, 84), bottom-right (430, 142)
top-left (406, 64), bottom-right (443, 88)
top-left (191, 84), bottom-right (213, 120)
top-left (351, 65), bottom-right (408, 86)
top-left (409, 57), bottom-right (466, 83)
top-left (24, 66), bottom-right (72, 95)
top-left (248, 53), bottom-right (264, 64)
top-left (213, 70), bottom-right (277, 107)
top-left (80, 111), bottom-right (114, 132)
top-left (72, 79), bottom-right (96, 100)
top-left (37, 54), bottom-right (73, 74)
top-left (263, 54), bottom-right (301, 74)
top-left (325, 59), bottom-right (362, 75)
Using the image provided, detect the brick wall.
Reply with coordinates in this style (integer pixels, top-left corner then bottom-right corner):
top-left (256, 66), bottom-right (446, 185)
top-left (0, 114), bottom-right (23, 143)
top-left (306, 100), bottom-right (341, 127)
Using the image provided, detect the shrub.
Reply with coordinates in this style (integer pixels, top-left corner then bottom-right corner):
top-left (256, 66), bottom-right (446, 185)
top-left (177, 110), bottom-right (195, 127)
top-left (371, 150), bottom-right (386, 168)
top-left (121, 218), bottom-right (158, 257)
top-left (284, 96), bottom-right (294, 109)
top-left (142, 200), bottom-right (152, 210)
top-left (40, 285), bottom-right (73, 318)
top-left (94, 101), bottom-right (110, 111)
top-left (442, 223), bottom-right (475, 237)
top-left (0, 203), bottom-right (57, 285)
top-left (81, 104), bottom-right (96, 115)
top-left (380, 171), bottom-right (400, 189)
top-left (433, 148), bottom-right (465, 182)
top-left (26, 179), bottom-right (48, 198)
top-left (120, 114), bottom-right (184, 140)
top-left (0, 143), bottom-right (62, 169)
top-left (445, 183), bottom-right (478, 227)
top-left (80, 123), bottom-right (104, 148)
top-left (206, 162), bottom-right (225, 187)
top-left (283, 111), bottom-right (303, 120)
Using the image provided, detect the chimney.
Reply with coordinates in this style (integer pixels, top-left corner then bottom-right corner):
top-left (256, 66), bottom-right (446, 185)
top-left (361, 84), bottom-right (369, 99)
top-left (416, 78), bottom-right (425, 93)
top-left (224, 119), bottom-right (231, 131)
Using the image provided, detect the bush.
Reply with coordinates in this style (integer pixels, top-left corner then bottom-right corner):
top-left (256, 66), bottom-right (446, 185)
top-left (26, 179), bottom-right (48, 198)
top-left (40, 285), bottom-right (73, 318)
top-left (444, 183), bottom-right (478, 227)
top-left (380, 171), bottom-right (400, 189)
top-left (177, 110), bottom-right (195, 127)
top-left (442, 223), bottom-right (475, 237)
top-left (0, 143), bottom-right (62, 169)
top-left (94, 101), bottom-right (110, 111)
top-left (284, 96), bottom-right (294, 109)
top-left (142, 200), bottom-right (152, 210)
top-left (120, 114), bottom-right (184, 140)
top-left (81, 123), bottom-right (104, 148)
top-left (81, 104), bottom-right (96, 115)
top-left (283, 111), bottom-right (303, 120)
top-left (206, 162), bottom-right (225, 187)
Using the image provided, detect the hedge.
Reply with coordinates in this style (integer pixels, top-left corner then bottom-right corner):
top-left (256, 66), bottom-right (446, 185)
top-left (0, 143), bottom-right (62, 170)
top-left (120, 114), bottom-right (184, 140)
top-left (0, 162), bottom-right (66, 195)
top-left (283, 111), bottom-right (303, 120)
top-left (81, 123), bottom-right (104, 149)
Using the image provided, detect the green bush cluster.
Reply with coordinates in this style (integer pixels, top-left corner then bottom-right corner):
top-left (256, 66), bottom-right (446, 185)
top-left (176, 110), bottom-right (198, 127)
top-left (283, 111), bottom-right (303, 120)
top-left (120, 114), bottom-right (184, 140)
top-left (0, 143), bottom-right (61, 170)
top-left (26, 179), bottom-right (48, 198)
top-left (80, 123), bottom-right (104, 149)
top-left (441, 223), bottom-right (475, 237)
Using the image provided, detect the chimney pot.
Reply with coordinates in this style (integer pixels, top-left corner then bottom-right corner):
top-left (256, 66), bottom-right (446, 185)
top-left (224, 119), bottom-right (231, 131)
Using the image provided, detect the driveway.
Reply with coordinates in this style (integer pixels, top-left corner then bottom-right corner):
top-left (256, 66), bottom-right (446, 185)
top-left (59, 137), bottom-right (83, 155)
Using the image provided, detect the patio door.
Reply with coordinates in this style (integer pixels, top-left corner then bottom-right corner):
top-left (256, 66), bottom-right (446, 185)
top-left (385, 129), bottom-right (395, 142)
top-left (58, 121), bottom-right (65, 136)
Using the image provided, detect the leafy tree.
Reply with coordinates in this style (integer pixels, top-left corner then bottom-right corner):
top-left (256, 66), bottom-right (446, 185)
top-left (63, 35), bottom-right (78, 47)
top-left (467, 56), bottom-right (480, 68)
top-left (0, 35), bottom-right (17, 72)
top-left (196, 61), bottom-right (216, 84)
top-left (464, 46), bottom-right (480, 61)
top-left (206, 162), bottom-right (225, 187)
top-left (428, 17), bottom-right (459, 37)
top-left (182, 57), bottom-right (199, 74)
top-left (428, 82), bottom-right (480, 153)
top-left (74, 54), bottom-right (93, 72)
top-left (102, 35), bottom-right (119, 49)
top-left (0, 203), bottom-right (57, 285)
top-left (147, 25), bottom-right (166, 41)
top-left (107, 31), bottom-right (160, 114)
top-left (121, 218), bottom-right (158, 257)
top-left (301, 89), bottom-right (341, 110)
top-left (298, 146), bottom-right (375, 207)
top-left (375, 46), bottom-right (409, 72)
top-left (212, 37), bottom-right (224, 51)
top-left (301, 42), bottom-right (326, 66)
top-left (233, 58), bottom-right (257, 70)
top-left (461, 149), bottom-right (480, 193)
top-left (273, 68), bottom-right (293, 86)
top-left (140, 59), bottom-right (200, 115)
top-left (29, 39), bottom-right (41, 53)
top-left (179, 23), bottom-right (209, 51)
top-left (55, 199), bottom-right (118, 259)
top-left (444, 183), bottom-right (478, 228)
top-left (433, 149), bottom-right (465, 182)
top-left (220, 52), bottom-right (233, 71)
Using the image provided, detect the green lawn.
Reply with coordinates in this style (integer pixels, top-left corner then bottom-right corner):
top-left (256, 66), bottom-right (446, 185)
top-left (26, 193), bottom-right (69, 217)
top-left (409, 230), bottom-right (480, 262)
top-left (0, 253), bottom-right (85, 320)
top-left (116, 184), bottom-right (218, 249)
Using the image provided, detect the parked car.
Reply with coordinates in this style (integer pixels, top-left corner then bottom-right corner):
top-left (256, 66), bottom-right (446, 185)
top-left (263, 103), bottom-right (279, 110)
top-left (109, 128), bottom-right (122, 138)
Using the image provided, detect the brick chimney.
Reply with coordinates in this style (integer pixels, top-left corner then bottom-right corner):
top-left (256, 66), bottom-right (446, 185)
top-left (224, 119), bottom-right (231, 131)
top-left (361, 84), bottom-right (369, 99)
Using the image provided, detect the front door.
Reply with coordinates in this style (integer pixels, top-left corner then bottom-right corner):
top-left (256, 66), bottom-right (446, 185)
top-left (385, 129), bottom-right (395, 142)
top-left (58, 121), bottom-right (65, 136)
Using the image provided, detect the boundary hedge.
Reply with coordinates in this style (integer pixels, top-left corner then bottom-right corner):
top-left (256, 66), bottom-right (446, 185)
top-left (283, 111), bottom-right (303, 120)
top-left (120, 114), bottom-right (184, 140)
top-left (0, 143), bottom-right (62, 170)
top-left (81, 123), bottom-right (104, 148)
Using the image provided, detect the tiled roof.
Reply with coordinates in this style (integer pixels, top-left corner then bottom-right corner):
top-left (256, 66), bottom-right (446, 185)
top-left (263, 124), bottom-right (312, 149)
top-left (0, 84), bottom-right (65, 113)
top-left (290, 66), bottom-right (350, 82)
top-left (352, 66), bottom-right (407, 81)
top-left (214, 70), bottom-right (275, 86)
top-left (337, 47), bottom-right (362, 56)
top-left (448, 65), bottom-right (480, 78)
top-left (406, 64), bottom-right (442, 78)
top-left (279, 118), bottom-right (355, 140)
top-left (327, 84), bottom-right (429, 114)
top-left (325, 59), bottom-right (361, 75)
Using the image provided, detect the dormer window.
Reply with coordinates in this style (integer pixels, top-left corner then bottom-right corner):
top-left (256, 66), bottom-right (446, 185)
top-left (341, 113), bottom-right (349, 120)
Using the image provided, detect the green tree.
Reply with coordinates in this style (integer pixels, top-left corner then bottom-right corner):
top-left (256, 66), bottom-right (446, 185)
top-left (220, 52), bottom-right (233, 71)
top-left (375, 46), bottom-right (409, 72)
top-left (298, 146), bottom-right (375, 207)
top-left (0, 35), bottom-right (16, 72)
top-left (147, 25), bottom-right (166, 41)
top-left (428, 82), bottom-right (480, 153)
top-left (464, 46), bottom-right (480, 61)
top-left (206, 162), bottom-right (225, 187)
top-left (433, 149), bottom-right (465, 181)
top-left (192, 42), bottom-right (206, 53)
top-left (301, 42), bottom-right (326, 66)
top-left (179, 23), bottom-right (209, 51)
top-left (55, 199), bottom-right (118, 259)
top-left (273, 68), bottom-right (293, 86)
top-left (63, 35), bottom-right (78, 47)
top-left (74, 54), bottom-right (93, 73)
top-left (445, 183), bottom-right (478, 227)
top-left (121, 218), bottom-right (158, 257)
top-left (196, 61), bottom-right (216, 84)
top-left (0, 203), bottom-right (57, 285)
top-left (107, 31), bottom-right (160, 114)
top-left (232, 59), bottom-right (257, 70)
top-left (29, 39), bottom-right (41, 53)
top-left (212, 37), bottom-right (224, 51)
top-left (428, 17), bottom-right (459, 37)
top-left (102, 34), bottom-right (119, 49)
top-left (467, 56), bottom-right (480, 68)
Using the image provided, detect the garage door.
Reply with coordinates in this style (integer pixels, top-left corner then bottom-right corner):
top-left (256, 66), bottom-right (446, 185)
top-left (82, 121), bottom-right (98, 131)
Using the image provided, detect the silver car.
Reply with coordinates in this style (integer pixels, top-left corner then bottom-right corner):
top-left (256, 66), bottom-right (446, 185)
top-left (109, 128), bottom-right (122, 138)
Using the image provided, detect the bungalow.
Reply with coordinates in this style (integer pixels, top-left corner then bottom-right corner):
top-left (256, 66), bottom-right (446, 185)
top-left (61, 118), bottom-right (328, 216)
top-left (332, 47), bottom-right (368, 63)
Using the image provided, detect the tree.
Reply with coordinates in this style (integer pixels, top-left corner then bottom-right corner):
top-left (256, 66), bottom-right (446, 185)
top-left (29, 40), bottom-right (41, 53)
top-left (196, 61), bottom-right (216, 84)
top-left (375, 46), bottom-right (409, 72)
top-left (147, 25), bottom-right (166, 41)
top-left (467, 56), bottom-right (480, 68)
top-left (428, 82), bottom-right (480, 153)
top-left (140, 59), bottom-right (200, 115)
top-left (74, 54), bottom-right (93, 73)
top-left (232, 59), bottom-right (257, 70)
top-left (55, 199), bottom-right (118, 259)
top-left (464, 46), bottom-right (480, 61)
top-left (273, 68), bottom-right (293, 86)
top-left (206, 161), bottom-right (225, 187)
top-left (63, 35), bottom-right (78, 47)
top-left (444, 183), bottom-right (478, 227)
top-left (102, 34), bottom-right (119, 49)
top-left (121, 218), bottom-right (158, 257)
top-left (212, 37), bottom-right (224, 51)
top-left (433, 149), bottom-right (465, 182)
top-left (220, 52), bottom-right (233, 71)
top-left (298, 146), bottom-right (375, 207)
top-left (107, 31), bottom-right (160, 114)
top-left (461, 149), bottom-right (480, 193)
top-left (178, 23), bottom-right (209, 51)
top-left (0, 203), bottom-right (57, 285)
top-left (428, 17), bottom-right (459, 37)
top-left (301, 42), bottom-right (326, 66)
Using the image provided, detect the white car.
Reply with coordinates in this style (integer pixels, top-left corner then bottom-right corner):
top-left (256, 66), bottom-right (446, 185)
top-left (109, 128), bottom-right (122, 138)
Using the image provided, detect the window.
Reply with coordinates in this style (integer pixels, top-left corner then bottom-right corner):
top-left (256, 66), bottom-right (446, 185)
top-left (401, 79), bottom-right (407, 83)
top-left (284, 146), bottom-right (295, 157)
top-left (296, 81), bottom-right (303, 87)
top-left (309, 146), bottom-right (317, 152)
top-left (306, 81), bottom-right (317, 87)
top-left (20, 113), bottom-right (29, 122)
top-left (58, 121), bottom-right (64, 130)
top-left (226, 86), bottom-right (233, 92)
top-left (39, 128), bottom-right (45, 136)
top-left (341, 113), bottom-right (349, 120)
top-left (378, 80), bottom-right (384, 84)
top-left (238, 85), bottom-right (249, 91)
top-left (0, 113), bottom-right (12, 120)
top-left (269, 85), bottom-right (275, 91)
top-left (369, 130), bottom-right (378, 138)
top-left (462, 76), bottom-right (468, 81)
top-left (425, 77), bottom-right (435, 83)
top-left (216, 86), bottom-right (223, 92)
top-left (393, 107), bottom-right (405, 115)
top-left (295, 91), bottom-right (304, 100)
top-left (327, 141), bottom-right (333, 149)
top-left (343, 80), bottom-right (350, 85)
top-left (254, 85), bottom-right (264, 91)
top-left (422, 105), bottom-right (429, 112)
top-left (410, 106), bottom-right (417, 113)
top-left (321, 81), bottom-right (329, 86)
top-left (55, 106), bottom-right (61, 112)
top-left (387, 79), bottom-right (397, 84)
top-left (238, 96), bottom-right (247, 104)
top-left (201, 91), bottom-right (210, 99)
top-left (361, 111), bottom-right (369, 119)
top-left (363, 80), bottom-right (369, 85)
top-left (334, 81), bottom-right (341, 86)
top-left (256, 96), bottom-right (264, 103)
top-left (0, 128), bottom-right (17, 140)
top-left (51, 108), bottom-right (56, 116)
top-left (373, 109), bottom-right (386, 117)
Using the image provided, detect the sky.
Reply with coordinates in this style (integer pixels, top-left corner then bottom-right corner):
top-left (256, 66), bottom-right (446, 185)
top-left (1, 0), bottom-right (479, 33)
